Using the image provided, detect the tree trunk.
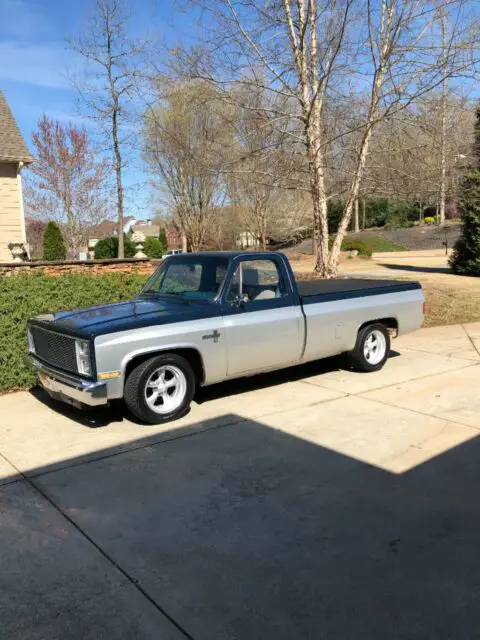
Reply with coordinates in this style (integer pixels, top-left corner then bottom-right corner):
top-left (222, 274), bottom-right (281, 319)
top-left (354, 199), bottom-right (360, 232)
top-left (112, 108), bottom-right (124, 258)
top-left (439, 6), bottom-right (447, 226)
top-left (362, 199), bottom-right (366, 230)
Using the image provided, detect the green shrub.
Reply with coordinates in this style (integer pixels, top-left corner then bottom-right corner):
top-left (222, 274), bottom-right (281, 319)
top-left (424, 216), bottom-right (435, 225)
top-left (341, 239), bottom-right (372, 257)
top-left (94, 235), bottom-right (136, 259)
top-left (43, 221), bottom-right (66, 261)
top-left (159, 227), bottom-right (168, 247)
top-left (0, 272), bottom-right (148, 391)
top-left (144, 236), bottom-right (165, 258)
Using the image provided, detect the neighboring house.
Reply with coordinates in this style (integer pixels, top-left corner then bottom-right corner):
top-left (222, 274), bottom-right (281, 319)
top-left (166, 226), bottom-right (183, 250)
top-left (88, 216), bottom-right (136, 240)
top-left (0, 90), bottom-right (34, 262)
top-left (236, 230), bottom-right (261, 249)
top-left (131, 220), bottom-right (160, 238)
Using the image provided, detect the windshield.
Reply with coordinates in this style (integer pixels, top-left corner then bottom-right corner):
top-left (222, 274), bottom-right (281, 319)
top-left (141, 256), bottom-right (229, 301)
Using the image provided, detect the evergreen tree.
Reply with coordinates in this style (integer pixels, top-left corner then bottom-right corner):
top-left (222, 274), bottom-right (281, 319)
top-left (450, 104), bottom-right (480, 275)
top-left (43, 221), bottom-right (67, 261)
top-left (158, 227), bottom-right (168, 253)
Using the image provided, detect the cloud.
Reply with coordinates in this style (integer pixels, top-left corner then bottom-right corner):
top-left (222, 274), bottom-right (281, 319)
top-left (0, 41), bottom-right (80, 89)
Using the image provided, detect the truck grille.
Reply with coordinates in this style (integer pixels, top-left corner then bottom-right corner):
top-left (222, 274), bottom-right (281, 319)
top-left (30, 326), bottom-right (78, 374)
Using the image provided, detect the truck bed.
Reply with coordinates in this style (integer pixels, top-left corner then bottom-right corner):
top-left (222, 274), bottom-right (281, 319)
top-left (297, 278), bottom-right (421, 304)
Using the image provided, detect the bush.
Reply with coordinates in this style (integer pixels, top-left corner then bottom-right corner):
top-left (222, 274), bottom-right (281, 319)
top-left (43, 221), bottom-right (66, 261)
top-left (94, 235), bottom-right (136, 259)
top-left (341, 239), bottom-right (372, 257)
top-left (0, 272), bottom-right (148, 391)
top-left (159, 227), bottom-right (168, 247)
top-left (144, 236), bottom-right (165, 258)
top-left (424, 216), bottom-right (435, 225)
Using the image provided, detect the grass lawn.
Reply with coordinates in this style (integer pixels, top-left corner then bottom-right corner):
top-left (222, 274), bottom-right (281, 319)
top-left (422, 282), bottom-right (480, 328)
top-left (355, 236), bottom-right (407, 252)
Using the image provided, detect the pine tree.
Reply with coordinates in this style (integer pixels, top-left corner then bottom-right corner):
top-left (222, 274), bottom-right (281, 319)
top-left (450, 104), bottom-right (480, 275)
top-left (43, 221), bottom-right (67, 261)
top-left (158, 227), bottom-right (168, 253)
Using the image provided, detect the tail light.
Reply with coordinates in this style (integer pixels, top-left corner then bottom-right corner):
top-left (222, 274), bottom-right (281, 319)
top-left (423, 302), bottom-right (427, 315)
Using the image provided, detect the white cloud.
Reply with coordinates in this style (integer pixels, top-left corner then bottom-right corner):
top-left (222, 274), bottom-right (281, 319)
top-left (0, 41), bottom-right (80, 89)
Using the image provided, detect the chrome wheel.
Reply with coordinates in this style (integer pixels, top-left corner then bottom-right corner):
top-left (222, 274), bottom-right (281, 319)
top-left (144, 365), bottom-right (187, 415)
top-left (363, 329), bottom-right (387, 365)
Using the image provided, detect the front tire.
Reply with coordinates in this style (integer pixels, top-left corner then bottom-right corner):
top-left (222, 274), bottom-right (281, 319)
top-left (348, 323), bottom-right (390, 372)
top-left (124, 353), bottom-right (195, 424)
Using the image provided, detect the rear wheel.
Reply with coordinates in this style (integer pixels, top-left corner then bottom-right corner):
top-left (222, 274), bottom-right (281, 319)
top-left (348, 323), bottom-right (390, 372)
top-left (124, 353), bottom-right (195, 424)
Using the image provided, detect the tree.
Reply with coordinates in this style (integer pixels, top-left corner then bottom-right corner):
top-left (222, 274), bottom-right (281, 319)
top-left (70, 0), bottom-right (145, 258)
top-left (227, 87), bottom-right (294, 249)
top-left (158, 226), bottom-right (167, 249)
top-left (24, 115), bottom-right (110, 256)
top-left (43, 221), bottom-right (67, 261)
top-left (144, 80), bottom-right (231, 251)
top-left (450, 105), bottom-right (480, 275)
top-left (94, 235), bottom-right (135, 259)
top-left (25, 219), bottom-right (46, 260)
top-left (187, 0), bottom-right (480, 276)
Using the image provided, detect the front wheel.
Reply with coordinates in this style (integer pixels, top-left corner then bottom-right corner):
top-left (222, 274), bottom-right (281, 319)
top-left (124, 353), bottom-right (195, 424)
top-left (348, 323), bottom-right (391, 372)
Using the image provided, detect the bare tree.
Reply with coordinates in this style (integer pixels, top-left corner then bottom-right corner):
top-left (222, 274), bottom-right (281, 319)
top-left (70, 0), bottom-right (145, 257)
top-left (144, 80), bottom-right (232, 251)
top-left (24, 115), bottom-right (111, 256)
top-left (184, 0), bottom-right (480, 276)
top-left (227, 88), bottom-right (295, 249)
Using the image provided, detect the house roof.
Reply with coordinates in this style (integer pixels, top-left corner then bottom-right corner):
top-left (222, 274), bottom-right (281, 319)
top-left (132, 222), bottom-right (160, 237)
top-left (0, 90), bottom-right (35, 164)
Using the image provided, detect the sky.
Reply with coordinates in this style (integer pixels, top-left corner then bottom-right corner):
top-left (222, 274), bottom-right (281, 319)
top-left (0, 0), bottom-right (196, 221)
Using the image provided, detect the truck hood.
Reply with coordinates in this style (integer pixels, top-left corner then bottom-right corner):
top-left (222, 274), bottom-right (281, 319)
top-left (42, 296), bottom-right (216, 338)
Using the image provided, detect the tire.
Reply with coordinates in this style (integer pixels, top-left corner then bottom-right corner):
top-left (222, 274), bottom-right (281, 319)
top-left (124, 353), bottom-right (196, 424)
top-left (348, 323), bottom-right (391, 372)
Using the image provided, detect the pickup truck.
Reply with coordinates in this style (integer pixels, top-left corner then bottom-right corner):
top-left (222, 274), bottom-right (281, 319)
top-left (27, 251), bottom-right (424, 424)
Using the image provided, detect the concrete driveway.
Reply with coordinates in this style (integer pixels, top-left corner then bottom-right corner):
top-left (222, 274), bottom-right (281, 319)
top-left (1, 323), bottom-right (480, 639)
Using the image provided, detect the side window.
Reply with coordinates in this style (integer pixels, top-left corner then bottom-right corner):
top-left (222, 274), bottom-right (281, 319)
top-left (162, 263), bottom-right (202, 292)
top-left (227, 260), bottom-right (285, 303)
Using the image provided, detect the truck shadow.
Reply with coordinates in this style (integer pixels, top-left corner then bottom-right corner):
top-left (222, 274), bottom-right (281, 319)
top-left (6, 411), bottom-right (480, 639)
top-left (29, 350), bottom-right (401, 428)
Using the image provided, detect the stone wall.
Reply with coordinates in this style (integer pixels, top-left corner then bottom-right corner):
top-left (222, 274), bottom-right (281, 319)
top-left (0, 258), bottom-right (161, 277)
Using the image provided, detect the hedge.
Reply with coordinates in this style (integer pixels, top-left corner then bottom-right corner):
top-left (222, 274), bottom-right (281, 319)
top-left (0, 272), bottom-right (147, 392)
top-left (94, 235), bottom-right (136, 259)
top-left (144, 236), bottom-right (166, 258)
top-left (341, 239), bottom-right (373, 257)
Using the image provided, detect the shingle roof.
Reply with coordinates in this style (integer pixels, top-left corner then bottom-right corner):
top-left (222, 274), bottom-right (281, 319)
top-left (0, 90), bottom-right (34, 163)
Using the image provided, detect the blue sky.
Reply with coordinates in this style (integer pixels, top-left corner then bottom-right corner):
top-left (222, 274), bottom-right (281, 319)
top-left (0, 0), bottom-right (195, 220)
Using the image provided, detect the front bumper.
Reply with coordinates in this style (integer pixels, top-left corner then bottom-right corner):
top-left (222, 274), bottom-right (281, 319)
top-left (30, 356), bottom-right (108, 408)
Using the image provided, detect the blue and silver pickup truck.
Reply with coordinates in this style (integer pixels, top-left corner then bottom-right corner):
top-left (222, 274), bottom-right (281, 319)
top-left (27, 251), bottom-right (424, 424)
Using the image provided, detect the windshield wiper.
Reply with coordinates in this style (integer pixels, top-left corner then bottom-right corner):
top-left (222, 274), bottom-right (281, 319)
top-left (139, 290), bottom-right (190, 305)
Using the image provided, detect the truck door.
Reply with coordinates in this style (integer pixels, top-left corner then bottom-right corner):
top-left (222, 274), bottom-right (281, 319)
top-left (223, 257), bottom-right (303, 377)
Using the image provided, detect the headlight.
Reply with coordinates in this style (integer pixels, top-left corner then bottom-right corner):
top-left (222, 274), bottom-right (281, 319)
top-left (75, 339), bottom-right (92, 376)
top-left (27, 329), bottom-right (35, 354)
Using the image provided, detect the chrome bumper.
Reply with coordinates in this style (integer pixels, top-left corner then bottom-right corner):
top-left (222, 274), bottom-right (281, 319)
top-left (30, 356), bottom-right (108, 408)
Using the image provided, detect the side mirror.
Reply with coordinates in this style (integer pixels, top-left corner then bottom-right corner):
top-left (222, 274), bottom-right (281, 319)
top-left (231, 294), bottom-right (249, 307)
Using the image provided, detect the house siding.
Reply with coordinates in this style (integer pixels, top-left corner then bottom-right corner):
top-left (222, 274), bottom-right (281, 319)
top-left (0, 162), bottom-right (24, 261)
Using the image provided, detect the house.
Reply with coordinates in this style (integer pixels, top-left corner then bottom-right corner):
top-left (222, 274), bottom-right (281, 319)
top-left (166, 226), bottom-right (183, 250)
top-left (0, 90), bottom-right (34, 262)
top-left (131, 220), bottom-right (160, 238)
top-left (236, 230), bottom-right (261, 249)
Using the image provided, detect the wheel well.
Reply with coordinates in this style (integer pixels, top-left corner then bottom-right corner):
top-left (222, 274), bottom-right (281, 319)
top-left (124, 348), bottom-right (205, 386)
top-left (359, 317), bottom-right (398, 335)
